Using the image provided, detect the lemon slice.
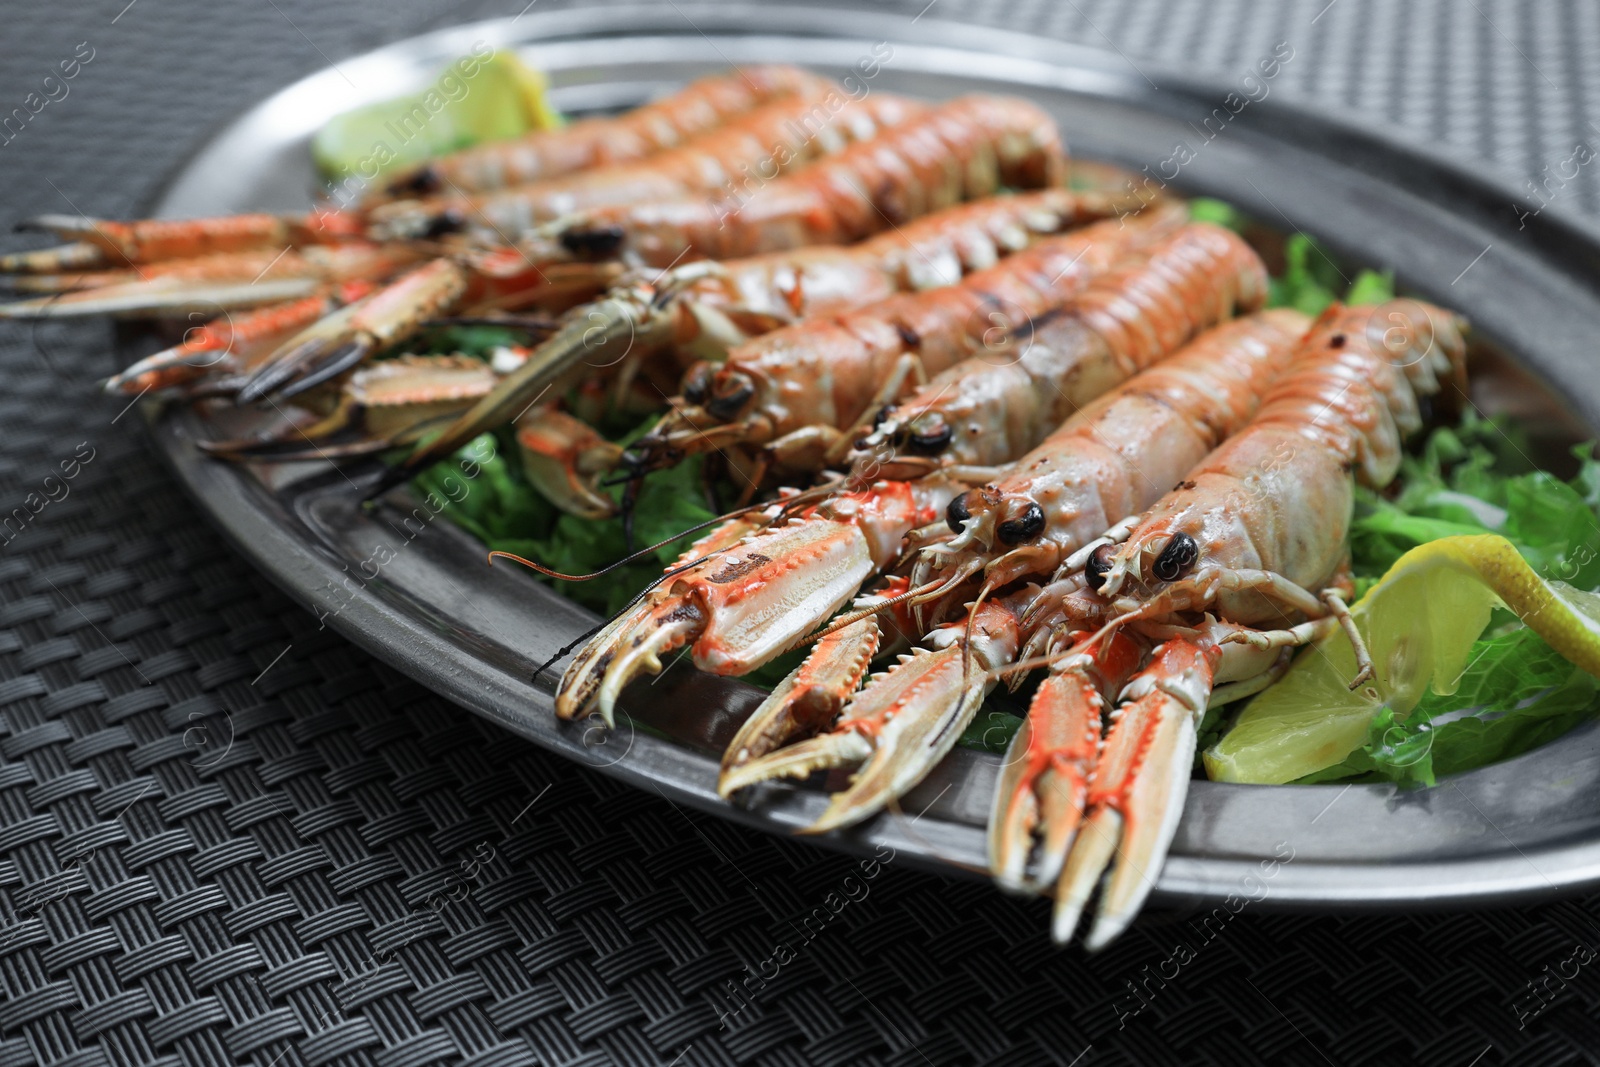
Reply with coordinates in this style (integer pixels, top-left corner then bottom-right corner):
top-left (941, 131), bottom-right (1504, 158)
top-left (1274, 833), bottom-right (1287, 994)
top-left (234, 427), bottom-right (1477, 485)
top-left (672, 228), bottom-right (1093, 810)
top-left (1204, 534), bottom-right (1600, 784)
top-left (312, 51), bottom-right (563, 181)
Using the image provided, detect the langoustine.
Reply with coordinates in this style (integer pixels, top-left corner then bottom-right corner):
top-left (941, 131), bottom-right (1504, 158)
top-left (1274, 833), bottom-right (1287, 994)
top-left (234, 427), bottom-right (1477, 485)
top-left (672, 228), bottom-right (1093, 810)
top-left (371, 92), bottom-right (925, 239)
top-left (207, 95), bottom-right (1070, 412)
top-left (626, 216), bottom-right (1256, 485)
top-left (1, 65), bottom-right (836, 275)
top-left (374, 65), bottom-right (839, 200)
top-left (549, 224), bottom-right (1272, 725)
top-left (714, 310), bottom-right (1310, 822)
top-left (388, 186), bottom-right (1154, 497)
top-left (1002, 299), bottom-right (1466, 947)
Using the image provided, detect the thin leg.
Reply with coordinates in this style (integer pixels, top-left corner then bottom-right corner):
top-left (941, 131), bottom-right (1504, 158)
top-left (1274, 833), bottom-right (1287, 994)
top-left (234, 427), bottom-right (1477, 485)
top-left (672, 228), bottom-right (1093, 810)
top-left (765, 425), bottom-right (843, 473)
top-left (1102, 514), bottom-right (1140, 545)
top-left (609, 351), bottom-right (644, 412)
top-left (943, 464), bottom-right (1010, 483)
top-left (733, 450), bottom-right (769, 508)
top-left (700, 450), bottom-right (725, 514)
top-left (1209, 649), bottom-right (1292, 707)
top-left (1218, 615), bottom-right (1333, 653)
top-left (1321, 588), bottom-right (1375, 689)
top-left (822, 353), bottom-right (922, 466)
top-left (1214, 568), bottom-right (1327, 618)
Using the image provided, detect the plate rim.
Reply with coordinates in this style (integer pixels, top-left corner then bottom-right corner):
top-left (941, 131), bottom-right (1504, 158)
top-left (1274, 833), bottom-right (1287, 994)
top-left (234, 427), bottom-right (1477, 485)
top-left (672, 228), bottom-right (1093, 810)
top-left (138, 2), bottom-right (1600, 911)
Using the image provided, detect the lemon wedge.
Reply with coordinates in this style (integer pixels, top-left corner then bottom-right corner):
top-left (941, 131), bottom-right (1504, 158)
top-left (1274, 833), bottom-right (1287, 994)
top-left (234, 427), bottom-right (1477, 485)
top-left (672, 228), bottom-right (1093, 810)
top-left (1205, 534), bottom-right (1600, 784)
top-left (312, 50), bottom-right (563, 182)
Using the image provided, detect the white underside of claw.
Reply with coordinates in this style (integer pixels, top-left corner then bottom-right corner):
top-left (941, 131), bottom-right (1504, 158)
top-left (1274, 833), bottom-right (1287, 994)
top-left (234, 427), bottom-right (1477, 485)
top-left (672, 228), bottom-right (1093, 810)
top-left (1117, 665), bottom-right (1208, 712)
top-left (718, 616), bottom-right (881, 795)
top-left (692, 521), bottom-right (875, 676)
top-left (719, 729), bottom-right (874, 797)
top-left (990, 713), bottom-right (1042, 893)
top-left (1055, 808), bottom-right (1120, 945)
top-left (1082, 710), bottom-right (1197, 951)
top-left (720, 642), bottom-right (987, 830)
top-left (1051, 644), bottom-right (1210, 950)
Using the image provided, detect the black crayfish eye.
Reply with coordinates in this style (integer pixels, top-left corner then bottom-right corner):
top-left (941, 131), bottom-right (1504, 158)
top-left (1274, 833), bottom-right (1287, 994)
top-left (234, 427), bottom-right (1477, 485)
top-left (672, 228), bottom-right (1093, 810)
top-left (420, 207), bottom-right (466, 238)
top-left (1084, 543), bottom-right (1115, 593)
top-left (681, 364), bottom-right (713, 406)
top-left (392, 164), bottom-right (442, 197)
top-left (559, 223), bottom-right (626, 258)
top-left (705, 374), bottom-right (755, 422)
top-left (945, 492), bottom-right (972, 534)
top-left (906, 414), bottom-right (953, 454)
top-left (1152, 532), bottom-right (1199, 581)
top-left (996, 501), bottom-right (1045, 545)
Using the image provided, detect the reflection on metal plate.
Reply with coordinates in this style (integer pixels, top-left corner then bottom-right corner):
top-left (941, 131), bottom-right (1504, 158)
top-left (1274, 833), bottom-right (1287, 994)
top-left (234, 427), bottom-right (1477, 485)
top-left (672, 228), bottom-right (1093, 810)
top-left (144, 4), bottom-right (1600, 909)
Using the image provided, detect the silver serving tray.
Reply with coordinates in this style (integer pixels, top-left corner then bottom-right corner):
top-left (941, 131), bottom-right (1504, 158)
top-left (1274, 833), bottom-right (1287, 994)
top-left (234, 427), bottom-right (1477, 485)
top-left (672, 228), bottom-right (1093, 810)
top-left (141, 4), bottom-right (1600, 913)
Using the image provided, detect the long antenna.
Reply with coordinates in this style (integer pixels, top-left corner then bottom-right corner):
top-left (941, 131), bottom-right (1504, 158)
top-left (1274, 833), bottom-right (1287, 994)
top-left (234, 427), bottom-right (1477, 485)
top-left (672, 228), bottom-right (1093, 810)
top-left (783, 577), bottom-right (948, 653)
top-left (487, 499), bottom-right (774, 582)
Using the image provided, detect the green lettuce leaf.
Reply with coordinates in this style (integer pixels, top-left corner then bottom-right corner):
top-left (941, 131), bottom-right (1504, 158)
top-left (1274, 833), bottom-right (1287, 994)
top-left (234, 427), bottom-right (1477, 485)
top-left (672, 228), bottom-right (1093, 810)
top-left (1302, 419), bottom-right (1600, 784)
top-left (1299, 628), bottom-right (1597, 786)
top-left (1267, 233), bottom-right (1342, 315)
top-left (413, 426), bottom-right (717, 616)
top-left (1344, 268), bottom-right (1395, 305)
top-left (1263, 231), bottom-right (1395, 314)
top-left (417, 324), bottom-right (527, 359)
top-left (960, 706), bottom-right (1024, 755)
top-left (1350, 414), bottom-right (1600, 588)
top-left (1187, 197), bottom-right (1247, 232)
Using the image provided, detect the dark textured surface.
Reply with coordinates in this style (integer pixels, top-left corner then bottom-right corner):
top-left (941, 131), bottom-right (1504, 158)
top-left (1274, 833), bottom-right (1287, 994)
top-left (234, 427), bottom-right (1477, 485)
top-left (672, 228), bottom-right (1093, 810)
top-left (3, 3), bottom-right (1600, 1065)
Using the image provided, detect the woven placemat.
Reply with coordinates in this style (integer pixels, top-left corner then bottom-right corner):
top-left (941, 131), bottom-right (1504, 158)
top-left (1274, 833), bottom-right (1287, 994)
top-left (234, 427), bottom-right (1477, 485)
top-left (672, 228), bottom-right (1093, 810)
top-left (2, 3), bottom-right (1599, 1065)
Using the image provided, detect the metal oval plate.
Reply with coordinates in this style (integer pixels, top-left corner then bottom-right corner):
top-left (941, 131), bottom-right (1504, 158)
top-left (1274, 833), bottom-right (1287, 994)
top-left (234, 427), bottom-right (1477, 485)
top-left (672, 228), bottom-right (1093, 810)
top-left (143, 4), bottom-right (1600, 910)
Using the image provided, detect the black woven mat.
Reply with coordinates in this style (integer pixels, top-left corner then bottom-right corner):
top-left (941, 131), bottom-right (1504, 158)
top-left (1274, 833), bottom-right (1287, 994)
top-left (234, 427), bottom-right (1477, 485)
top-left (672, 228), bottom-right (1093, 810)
top-left (3, 3), bottom-right (1600, 1065)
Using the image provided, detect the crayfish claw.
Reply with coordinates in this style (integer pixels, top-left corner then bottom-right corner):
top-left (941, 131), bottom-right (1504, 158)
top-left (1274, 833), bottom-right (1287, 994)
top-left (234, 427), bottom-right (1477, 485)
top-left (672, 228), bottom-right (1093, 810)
top-left (396, 289), bottom-right (646, 481)
top-left (802, 645), bottom-right (981, 835)
top-left (516, 405), bottom-right (624, 520)
top-left (239, 259), bottom-right (467, 404)
top-left (719, 729), bottom-right (875, 799)
top-left (555, 517), bottom-right (877, 725)
top-left (1054, 807), bottom-right (1122, 945)
top-left (274, 339), bottom-right (372, 400)
top-left (595, 614), bottom-right (700, 725)
top-left (989, 672), bottom-right (1098, 894)
top-left (719, 643), bottom-right (973, 822)
top-left (730, 594), bottom-right (1024, 833)
top-left (1051, 637), bottom-right (1214, 950)
top-left (717, 616), bottom-right (881, 795)
top-left (554, 608), bottom-right (646, 722)
top-left (989, 629), bottom-right (1144, 895)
